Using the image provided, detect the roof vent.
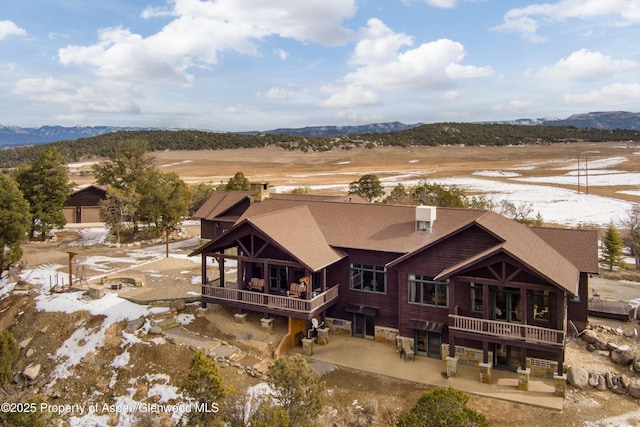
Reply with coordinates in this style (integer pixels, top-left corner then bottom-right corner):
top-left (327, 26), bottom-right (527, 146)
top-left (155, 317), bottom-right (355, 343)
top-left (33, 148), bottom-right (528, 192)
top-left (416, 205), bottom-right (436, 231)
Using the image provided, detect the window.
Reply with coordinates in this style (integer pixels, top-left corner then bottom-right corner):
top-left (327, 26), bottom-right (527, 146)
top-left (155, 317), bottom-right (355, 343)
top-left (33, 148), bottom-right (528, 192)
top-left (408, 275), bottom-right (448, 307)
top-left (470, 282), bottom-right (483, 312)
top-left (533, 290), bottom-right (550, 321)
top-left (350, 264), bottom-right (386, 293)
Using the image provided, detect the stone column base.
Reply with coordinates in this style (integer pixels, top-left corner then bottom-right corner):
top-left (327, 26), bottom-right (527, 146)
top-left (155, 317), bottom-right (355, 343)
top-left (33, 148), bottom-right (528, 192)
top-left (260, 318), bottom-right (273, 334)
top-left (316, 328), bottom-right (329, 346)
top-left (446, 356), bottom-right (459, 378)
top-left (517, 368), bottom-right (531, 391)
top-left (479, 362), bottom-right (492, 384)
top-left (234, 313), bottom-right (247, 324)
top-left (554, 374), bottom-right (567, 397)
top-left (302, 338), bottom-right (314, 356)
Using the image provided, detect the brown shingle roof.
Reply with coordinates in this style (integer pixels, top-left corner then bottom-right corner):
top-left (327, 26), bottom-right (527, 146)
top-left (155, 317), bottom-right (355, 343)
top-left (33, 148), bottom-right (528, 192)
top-left (193, 192), bottom-right (596, 294)
top-left (192, 191), bottom-right (251, 220)
top-left (531, 227), bottom-right (599, 273)
top-left (246, 205), bottom-right (346, 271)
top-left (240, 199), bottom-right (484, 253)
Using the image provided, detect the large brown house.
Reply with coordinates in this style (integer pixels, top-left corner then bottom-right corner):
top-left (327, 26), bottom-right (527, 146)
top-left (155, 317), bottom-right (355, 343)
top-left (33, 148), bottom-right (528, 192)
top-left (191, 188), bottom-right (598, 384)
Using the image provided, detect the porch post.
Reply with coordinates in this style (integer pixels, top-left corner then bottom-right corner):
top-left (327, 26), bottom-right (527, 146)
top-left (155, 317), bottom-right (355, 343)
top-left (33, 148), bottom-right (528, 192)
top-left (219, 256), bottom-right (225, 286)
top-left (482, 340), bottom-right (489, 364)
top-left (263, 261), bottom-right (268, 290)
top-left (201, 254), bottom-right (207, 284)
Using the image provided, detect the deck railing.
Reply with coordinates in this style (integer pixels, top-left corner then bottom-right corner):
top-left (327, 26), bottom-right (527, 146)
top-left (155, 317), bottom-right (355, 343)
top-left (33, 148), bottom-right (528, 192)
top-left (449, 314), bottom-right (564, 346)
top-left (201, 282), bottom-right (339, 314)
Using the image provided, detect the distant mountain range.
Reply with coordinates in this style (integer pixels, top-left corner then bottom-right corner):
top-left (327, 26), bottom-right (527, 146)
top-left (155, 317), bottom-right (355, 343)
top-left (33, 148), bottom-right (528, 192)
top-left (1, 111), bottom-right (638, 147)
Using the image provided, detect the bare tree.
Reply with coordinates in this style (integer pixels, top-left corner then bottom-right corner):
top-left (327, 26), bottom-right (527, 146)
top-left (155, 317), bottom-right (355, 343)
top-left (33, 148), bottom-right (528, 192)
top-left (622, 203), bottom-right (640, 269)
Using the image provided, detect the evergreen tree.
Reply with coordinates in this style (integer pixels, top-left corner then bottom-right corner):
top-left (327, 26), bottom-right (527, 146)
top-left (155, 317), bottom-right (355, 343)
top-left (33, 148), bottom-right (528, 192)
top-left (0, 175), bottom-right (32, 272)
top-left (349, 174), bottom-right (385, 202)
top-left (181, 350), bottom-right (227, 426)
top-left (99, 186), bottom-right (139, 244)
top-left (600, 221), bottom-right (626, 271)
top-left (190, 183), bottom-right (217, 216)
top-left (266, 354), bottom-right (326, 426)
top-left (224, 172), bottom-right (250, 191)
top-left (397, 387), bottom-right (488, 427)
top-left (0, 330), bottom-right (18, 386)
top-left (15, 147), bottom-right (71, 239)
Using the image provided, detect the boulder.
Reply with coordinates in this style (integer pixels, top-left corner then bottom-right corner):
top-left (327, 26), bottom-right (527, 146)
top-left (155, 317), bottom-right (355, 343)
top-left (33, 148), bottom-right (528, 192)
top-left (606, 372), bottom-right (616, 390)
top-left (610, 347), bottom-right (635, 366)
top-left (567, 366), bottom-right (589, 389)
top-left (628, 381), bottom-right (640, 399)
top-left (588, 372), bottom-right (600, 387)
top-left (148, 325), bottom-right (163, 335)
top-left (582, 329), bottom-right (599, 345)
top-left (125, 316), bottom-right (146, 333)
top-left (170, 299), bottom-right (187, 312)
top-left (633, 356), bottom-right (640, 372)
top-left (596, 373), bottom-right (608, 391)
top-left (22, 364), bottom-right (41, 380)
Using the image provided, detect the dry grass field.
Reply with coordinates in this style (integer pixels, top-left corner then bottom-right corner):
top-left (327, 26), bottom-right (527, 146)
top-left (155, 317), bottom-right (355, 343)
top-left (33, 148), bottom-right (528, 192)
top-left (71, 142), bottom-right (640, 204)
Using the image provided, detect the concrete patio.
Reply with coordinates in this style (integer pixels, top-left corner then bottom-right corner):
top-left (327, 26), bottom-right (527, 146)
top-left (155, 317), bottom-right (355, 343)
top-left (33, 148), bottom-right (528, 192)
top-left (301, 334), bottom-right (563, 411)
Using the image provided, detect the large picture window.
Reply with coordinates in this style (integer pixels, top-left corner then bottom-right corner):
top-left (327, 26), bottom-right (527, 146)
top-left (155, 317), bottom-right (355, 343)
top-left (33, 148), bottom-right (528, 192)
top-left (350, 264), bottom-right (386, 293)
top-left (533, 290), bottom-right (550, 321)
top-left (408, 275), bottom-right (448, 307)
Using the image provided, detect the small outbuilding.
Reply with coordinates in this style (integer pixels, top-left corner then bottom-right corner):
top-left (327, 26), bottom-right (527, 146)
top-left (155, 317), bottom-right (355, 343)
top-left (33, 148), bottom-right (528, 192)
top-left (63, 184), bottom-right (107, 224)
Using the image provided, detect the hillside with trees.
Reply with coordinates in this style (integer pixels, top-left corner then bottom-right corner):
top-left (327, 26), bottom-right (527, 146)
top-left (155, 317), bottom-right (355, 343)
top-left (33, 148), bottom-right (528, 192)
top-left (0, 123), bottom-right (637, 168)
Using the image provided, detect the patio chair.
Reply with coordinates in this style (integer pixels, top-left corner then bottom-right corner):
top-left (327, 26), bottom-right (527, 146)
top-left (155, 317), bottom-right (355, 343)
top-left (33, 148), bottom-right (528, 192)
top-left (288, 282), bottom-right (306, 298)
top-left (247, 278), bottom-right (265, 292)
top-left (401, 340), bottom-right (415, 362)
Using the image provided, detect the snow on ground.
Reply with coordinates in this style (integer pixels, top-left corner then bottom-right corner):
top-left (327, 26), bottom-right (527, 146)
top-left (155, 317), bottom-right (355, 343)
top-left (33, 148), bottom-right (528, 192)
top-left (472, 170), bottom-right (521, 178)
top-left (274, 173), bottom-right (636, 227)
top-left (514, 171), bottom-right (640, 187)
top-left (554, 156), bottom-right (630, 171)
top-left (619, 189), bottom-right (640, 197)
top-left (66, 228), bottom-right (108, 246)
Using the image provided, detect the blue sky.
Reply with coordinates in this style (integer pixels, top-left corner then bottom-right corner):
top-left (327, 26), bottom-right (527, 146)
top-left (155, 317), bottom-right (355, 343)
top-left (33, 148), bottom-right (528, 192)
top-left (1, 0), bottom-right (639, 131)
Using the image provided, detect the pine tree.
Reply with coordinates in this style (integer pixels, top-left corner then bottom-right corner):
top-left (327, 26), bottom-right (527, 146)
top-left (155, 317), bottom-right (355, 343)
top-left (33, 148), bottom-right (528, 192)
top-left (15, 147), bottom-right (71, 239)
top-left (266, 354), bottom-right (326, 426)
top-left (600, 221), bottom-right (626, 271)
top-left (181, 350), bottom-right (227, 426)
top-left (0, 174), bottom-right (32, 272)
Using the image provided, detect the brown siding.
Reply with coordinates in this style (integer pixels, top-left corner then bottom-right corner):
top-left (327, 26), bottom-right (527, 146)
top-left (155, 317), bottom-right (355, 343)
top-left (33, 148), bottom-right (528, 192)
top-left (567, 272), bottom-right (589, 331)
top-left (326, 249), bottom-right (401, 330)
top-left (394, 225), bottom-right (500, 337)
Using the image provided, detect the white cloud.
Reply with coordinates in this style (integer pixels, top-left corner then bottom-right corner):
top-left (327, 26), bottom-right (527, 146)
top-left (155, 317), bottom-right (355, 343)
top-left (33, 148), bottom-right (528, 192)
top-left (425, 0), bottom-right (457, 7)
top-left (345, 19), bottom-right (492, 91)
top-left (59, 0), bottom-right (356, 85)
top-left (535, 49), bottom-right (638, 81)
top-left (564, 82), bottom-right (640, 106)
top-left (14, 76), bottom-right (140, 114)
top-left (492, 100), bottom-right (534, 112)
top-left (274, 48), bottom-right (289, 61)
top-left (320, 18), bottom-right (491, 109)
top-left (321, 84), bottom-right (380, 108)
top-left (493, 0), bottom-right (640, 42)
top-left (0, 20), bottom-right (26, 40)
top-left (257, 87), bottom-right (293, 100)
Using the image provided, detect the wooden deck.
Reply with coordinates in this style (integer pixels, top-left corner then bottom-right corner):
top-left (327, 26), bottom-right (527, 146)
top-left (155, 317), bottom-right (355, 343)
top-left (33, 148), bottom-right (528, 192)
top-left (588, 298), bottom-right (634, 321)
top-left (201, 283), bottom-right (340, 319)
top-left (449, 314), bottom-right (564, 347)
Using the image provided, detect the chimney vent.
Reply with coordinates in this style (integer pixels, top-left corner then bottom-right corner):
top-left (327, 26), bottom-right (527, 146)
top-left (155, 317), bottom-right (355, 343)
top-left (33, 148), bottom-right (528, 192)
top-left (416, 205), bottom-right (436, 231)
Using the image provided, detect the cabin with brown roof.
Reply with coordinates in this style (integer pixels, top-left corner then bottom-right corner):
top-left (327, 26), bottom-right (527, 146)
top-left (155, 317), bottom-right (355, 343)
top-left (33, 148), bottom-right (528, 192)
top-left (63, 184), bottom-right (107, 223)
top-left (190, 189), bottom-right (598, 384)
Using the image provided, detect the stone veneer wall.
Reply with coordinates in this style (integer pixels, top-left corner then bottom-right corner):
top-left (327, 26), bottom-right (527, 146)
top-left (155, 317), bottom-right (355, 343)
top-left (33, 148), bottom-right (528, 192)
top-left (374, 326), bottom-right (399, 344)
top-left (325, 317), bottom-right (352, 336)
